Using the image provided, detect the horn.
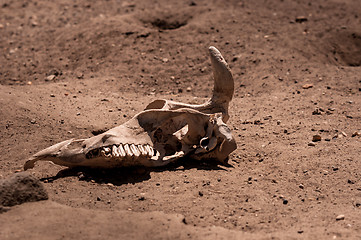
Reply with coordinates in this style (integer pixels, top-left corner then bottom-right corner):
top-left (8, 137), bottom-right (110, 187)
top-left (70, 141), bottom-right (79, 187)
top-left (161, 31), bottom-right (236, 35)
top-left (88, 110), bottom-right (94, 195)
top-left (145, 46), bottom-right (234, 122)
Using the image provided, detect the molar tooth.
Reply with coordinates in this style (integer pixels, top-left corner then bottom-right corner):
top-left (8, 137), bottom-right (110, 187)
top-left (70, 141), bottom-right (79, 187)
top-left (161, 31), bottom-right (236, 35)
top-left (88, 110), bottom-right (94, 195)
top-left (150, 150), bottom-right (161, 161)
top-left (130, 144), bottom-right (140, 157)
top-left (103, 147), bottom-right (111, 154)
top-left (144, 145), bottom-right (153, 157)
top-left (123, 144), bottom-right (133, 156)
top-left (138, 145), bottom-right (147, 156)
top-left (118, 144), bottom-right (126, 158)
top-left (112, 145), bottom-right (119, 157)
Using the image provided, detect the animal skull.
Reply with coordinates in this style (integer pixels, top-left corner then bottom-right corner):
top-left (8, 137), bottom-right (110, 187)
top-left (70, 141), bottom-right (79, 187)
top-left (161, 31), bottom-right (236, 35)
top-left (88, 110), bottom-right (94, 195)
top-left (24, 46), bottom-right (236, 170)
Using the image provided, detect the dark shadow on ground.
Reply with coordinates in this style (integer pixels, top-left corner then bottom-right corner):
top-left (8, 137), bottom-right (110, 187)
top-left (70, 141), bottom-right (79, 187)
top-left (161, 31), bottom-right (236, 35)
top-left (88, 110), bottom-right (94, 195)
top-left (39, 157), bottom-right (232, 186)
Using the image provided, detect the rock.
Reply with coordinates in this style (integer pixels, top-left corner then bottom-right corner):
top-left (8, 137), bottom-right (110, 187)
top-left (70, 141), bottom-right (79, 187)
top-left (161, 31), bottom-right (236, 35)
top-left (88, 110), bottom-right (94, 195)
top-left (308, 142), bottom-right (316, 146)
top-left (186, 87), bottom-right (192, 92)
top-left (295, 16), bottom-right (308, 23)
top-left (0, 205), bottom-right (11, 213)
top-left (352, 131), bottom-right (360, 137)
top-left (302, 83), bottom-right (313, 89)
top-left (336, 214), bottom-right (345, 221)
top-left (312, 108), bottom-right (322, 115)
top-left (312, 135), bottom-right (322, 142)
top-left (45, 74), bottom-right (56, 81)
top-left (0, 172), bottom-right (48, 207)
top-left (341, 131), bottom-right (347, 137)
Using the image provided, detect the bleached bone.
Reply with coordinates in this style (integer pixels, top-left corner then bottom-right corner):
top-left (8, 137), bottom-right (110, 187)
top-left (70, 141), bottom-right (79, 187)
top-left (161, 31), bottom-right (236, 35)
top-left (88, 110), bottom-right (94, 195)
top-left (24, 46), bottom-right (236, 170)
top-left (145, 46), bottom-right (234, 122)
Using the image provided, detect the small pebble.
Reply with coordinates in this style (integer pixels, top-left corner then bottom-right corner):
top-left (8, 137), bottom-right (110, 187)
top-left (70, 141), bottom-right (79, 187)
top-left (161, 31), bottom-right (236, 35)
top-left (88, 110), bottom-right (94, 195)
top-left (352, 131), bottom-right (360, 137)
top-left (50, 94), bottom-right (55, 97)
top-left (186, 87), bottom-right (192, 92)
top-left (299, 184), bottom-right (304, 189)
top-left (308, 142), bottom-right (316, 146)
top-left (295, 16), bottom-right (308, 23)
top-left (45, 75), bottom-right (56, 81)
top-left (336, 214), bottom-right (345, 221)
top-left (302, 83), bottom-right (313, 89)
top-left (312, 135), bottom-right (322, 142)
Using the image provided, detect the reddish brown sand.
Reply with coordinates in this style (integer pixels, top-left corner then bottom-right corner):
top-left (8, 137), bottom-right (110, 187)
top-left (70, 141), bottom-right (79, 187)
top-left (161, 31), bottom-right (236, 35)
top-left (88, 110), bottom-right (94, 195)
top-left (1, 0), bottom-right (360, 239)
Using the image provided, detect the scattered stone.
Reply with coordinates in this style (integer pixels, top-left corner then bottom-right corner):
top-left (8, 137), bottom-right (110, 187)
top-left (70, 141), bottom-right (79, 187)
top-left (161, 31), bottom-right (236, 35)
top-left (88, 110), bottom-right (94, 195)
top-left (277, 120), bottom-right (281, 125)
top-left (312, 135), bottom-right (322, 142)
top-left (198, 191), bottom-right (204, 197)
top-left (45, 75), bottom-right (56, 81)
top-left (297, 230), bottom-right (304, 234)
top-left (138, 196), bottom-right (146, 201)
top-left (308, 142), bottom-right (316, 146)
top-left (186, 87), bottom-right (192, 92)
top-left (325, 138), bottom-right (331, 141)
top-left (30, 119), bottom-right (36, 124)
top-left (312, 108), bottom-right (322, 115)
top-left (295, 16), bottom-right (308, 23)
top-left (341, 131), bottom-right (347, 137)
top-left (302, 83), bottom-right (313, 89)
top-left (0, 205), bottom-right (11, 213)
top-left (96, 196), bottom-right (102, 201)
top-left (352, 131), bottom-right (360, 137)
top-left (0, 172), bottom-right (48, 207)
top-left (76, 72), bottom-right (84, 79)
top-left (162, 58), bottom-right (169, 63)
top-left (336, 215), bottom-right (345, 221)
top-left (283, 199), bottom-right (288, 205)
top-left (299, 184), bottom-right (304, 189)
top-left (50, 94), bottom-right (55, 97)
top-left (347, 179), bottom-right (355, 184)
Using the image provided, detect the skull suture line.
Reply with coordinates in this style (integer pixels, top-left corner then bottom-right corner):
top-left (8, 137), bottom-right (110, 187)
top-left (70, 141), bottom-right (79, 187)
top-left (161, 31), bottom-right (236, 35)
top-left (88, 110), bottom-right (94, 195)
top-left (24, 47), bottom-right (237, 170)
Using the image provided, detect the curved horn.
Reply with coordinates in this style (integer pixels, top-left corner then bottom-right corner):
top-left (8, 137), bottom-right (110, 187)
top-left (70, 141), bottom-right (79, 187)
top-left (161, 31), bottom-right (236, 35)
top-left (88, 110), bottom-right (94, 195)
top-left (145, 46), bottom-right (235, 122)
top-left (209, 46), bottom-right (234, 107)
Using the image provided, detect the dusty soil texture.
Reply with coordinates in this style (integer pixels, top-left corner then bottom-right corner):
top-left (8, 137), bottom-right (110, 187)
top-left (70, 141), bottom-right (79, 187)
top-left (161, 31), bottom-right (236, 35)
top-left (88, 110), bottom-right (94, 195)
top-left (1, 0), bottom-right (361, 239)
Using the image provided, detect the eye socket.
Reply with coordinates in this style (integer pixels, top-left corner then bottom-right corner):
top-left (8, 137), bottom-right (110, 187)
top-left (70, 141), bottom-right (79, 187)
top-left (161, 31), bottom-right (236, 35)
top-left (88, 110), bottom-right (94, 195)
top-left (200, 137), bottom-right (210, 147)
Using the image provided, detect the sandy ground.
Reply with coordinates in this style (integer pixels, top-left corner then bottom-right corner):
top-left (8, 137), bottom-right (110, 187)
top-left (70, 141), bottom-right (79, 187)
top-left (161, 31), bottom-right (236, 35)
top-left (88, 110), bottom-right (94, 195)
top-left (1, 0), bottom-right (360, 239)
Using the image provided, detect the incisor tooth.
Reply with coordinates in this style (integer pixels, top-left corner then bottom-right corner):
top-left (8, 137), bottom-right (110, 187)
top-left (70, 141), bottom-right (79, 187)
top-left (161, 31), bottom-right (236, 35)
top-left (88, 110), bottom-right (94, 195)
top-left (130, 144), bottom-right (140, 157)
top-left (112, 145), bottom-right (119, 157)
top-left (123, 144), bottom-right (133, 156)
top-left (118, 144), bottom-right (126, 157)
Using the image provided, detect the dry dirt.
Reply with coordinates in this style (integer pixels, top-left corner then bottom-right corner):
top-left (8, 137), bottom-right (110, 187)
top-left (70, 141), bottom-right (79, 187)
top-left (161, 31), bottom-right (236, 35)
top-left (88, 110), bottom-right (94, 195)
top-left (1, 0), bottom-right (361, 239)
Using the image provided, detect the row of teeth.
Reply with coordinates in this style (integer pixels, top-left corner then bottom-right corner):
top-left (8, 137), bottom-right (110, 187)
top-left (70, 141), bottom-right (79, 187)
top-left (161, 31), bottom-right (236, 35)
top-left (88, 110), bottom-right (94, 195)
top-left (95, 144), bottom-right (160, 159)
